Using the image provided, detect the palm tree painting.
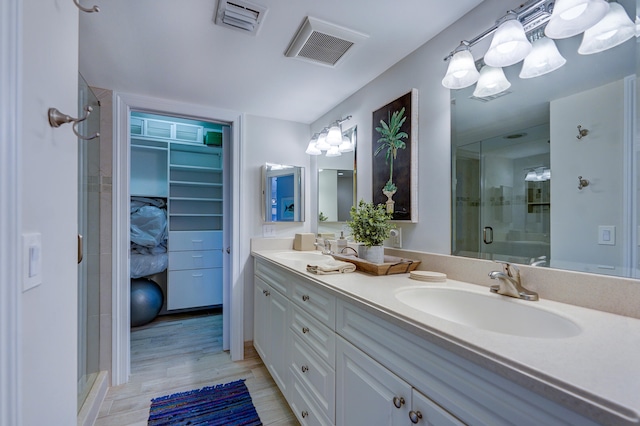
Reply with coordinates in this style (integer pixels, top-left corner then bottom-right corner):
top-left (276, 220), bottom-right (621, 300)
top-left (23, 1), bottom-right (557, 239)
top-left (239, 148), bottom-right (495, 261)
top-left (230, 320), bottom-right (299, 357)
top-left (372, 90), bottom-right (417, 221)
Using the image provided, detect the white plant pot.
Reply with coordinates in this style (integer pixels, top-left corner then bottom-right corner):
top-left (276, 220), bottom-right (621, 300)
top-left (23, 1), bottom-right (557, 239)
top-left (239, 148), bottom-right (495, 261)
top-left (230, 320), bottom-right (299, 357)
top-left (358, 245), bottom-right (384, 264)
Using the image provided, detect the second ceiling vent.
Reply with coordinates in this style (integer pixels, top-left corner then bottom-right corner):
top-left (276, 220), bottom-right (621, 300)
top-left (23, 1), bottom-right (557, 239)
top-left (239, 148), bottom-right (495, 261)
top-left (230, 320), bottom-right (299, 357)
top-left (215, 0), bottom-right (267, 36)
top-left (285, 17), bottom-right (368, 67)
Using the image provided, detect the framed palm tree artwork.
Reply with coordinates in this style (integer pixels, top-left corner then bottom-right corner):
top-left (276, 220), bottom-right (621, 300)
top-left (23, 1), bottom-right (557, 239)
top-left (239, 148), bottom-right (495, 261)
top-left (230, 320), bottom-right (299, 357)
top-left (372, 89), bottom-right (418, 222)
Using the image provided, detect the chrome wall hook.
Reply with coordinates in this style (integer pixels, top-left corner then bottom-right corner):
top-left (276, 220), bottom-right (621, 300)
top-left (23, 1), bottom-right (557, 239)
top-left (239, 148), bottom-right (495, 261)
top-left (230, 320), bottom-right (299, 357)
top-left (576, 125), bottom-right (589, 139)
top-left (48, 105), bottom-right (100, 141)
top-left (73, 0), bottom-right (99, 13)
top-left (578, 176), bottom-right (590, 190)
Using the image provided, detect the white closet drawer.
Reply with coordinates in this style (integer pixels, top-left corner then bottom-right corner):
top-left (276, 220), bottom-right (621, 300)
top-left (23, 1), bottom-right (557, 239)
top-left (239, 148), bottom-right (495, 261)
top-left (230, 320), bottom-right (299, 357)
top-left (169, 231), bottom-right (222, 251)
top-left (291, 278), bottom-right (336, 329)
top-left (290, 334), bottom-right (335, 421)
top-left (169, 250), bottom-right (222, 271)
top-left (289, 373), bottom-right (333, 426)
top-left (167, 268), bottom-right (222, 310)
top-left (289, 304), bottom-right (335, 368)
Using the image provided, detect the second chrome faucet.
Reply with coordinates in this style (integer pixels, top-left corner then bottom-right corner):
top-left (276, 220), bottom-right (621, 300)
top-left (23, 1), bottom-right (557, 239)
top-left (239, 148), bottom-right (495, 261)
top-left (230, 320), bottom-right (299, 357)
top-left (488, 261), bottom-right (539, 301)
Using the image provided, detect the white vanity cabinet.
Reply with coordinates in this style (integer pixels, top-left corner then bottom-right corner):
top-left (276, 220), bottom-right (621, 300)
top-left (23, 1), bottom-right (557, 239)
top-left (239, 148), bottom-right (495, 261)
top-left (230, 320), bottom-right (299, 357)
top-left (336, 336), bottom-right (463, 426)
top-left (253, 257), bottom-right (601, 426)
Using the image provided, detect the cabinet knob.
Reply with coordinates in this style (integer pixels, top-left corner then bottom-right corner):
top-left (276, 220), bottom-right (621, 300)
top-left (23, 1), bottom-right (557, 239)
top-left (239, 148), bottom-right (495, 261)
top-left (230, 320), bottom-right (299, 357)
top-left (302, 327), bottom-right (309, 334)
top-left (393, 396), bottom-right (405, 409)
top-left (409, 410), bottom-right (423, 424)
top-left (263, 289), bottom-right (270, 296)
top-left (301, 365), bottom-right (309, 373)
top-left (301, 410), bottom-right (309, 418)
top-left (302, 294), bottom-right (310, 302)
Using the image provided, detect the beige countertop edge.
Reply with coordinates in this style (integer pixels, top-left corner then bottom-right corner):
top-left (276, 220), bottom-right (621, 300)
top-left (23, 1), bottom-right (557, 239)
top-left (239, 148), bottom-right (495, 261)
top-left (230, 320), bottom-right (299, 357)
top-left (251, 249), bottom-right (640, 426)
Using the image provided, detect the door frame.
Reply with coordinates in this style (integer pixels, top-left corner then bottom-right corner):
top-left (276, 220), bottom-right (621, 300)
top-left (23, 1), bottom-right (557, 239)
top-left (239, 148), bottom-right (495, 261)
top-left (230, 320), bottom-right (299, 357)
top-left (1, 0), bottom-right (22, 421)
top-left (112, 92), bottom-right (244, 385)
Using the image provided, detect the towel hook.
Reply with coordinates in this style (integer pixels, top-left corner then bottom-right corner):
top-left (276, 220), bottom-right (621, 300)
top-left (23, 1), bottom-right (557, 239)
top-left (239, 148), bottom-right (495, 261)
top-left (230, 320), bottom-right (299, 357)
top-left (576, 125), bottom-right (589, 140)
top-left (48, 105), bottom-right (100, 141)
top-left (578, 176), bottom-right (590, 190)
top-left (73, 0), bottom-right (99, 13)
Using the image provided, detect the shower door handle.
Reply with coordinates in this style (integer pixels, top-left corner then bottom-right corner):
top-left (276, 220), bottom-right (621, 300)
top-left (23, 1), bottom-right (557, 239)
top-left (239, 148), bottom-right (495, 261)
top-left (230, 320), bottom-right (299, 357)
top-left (78, 234), bottom-right (84, 264)
top-left (483, 227), bottom-right (493, 244)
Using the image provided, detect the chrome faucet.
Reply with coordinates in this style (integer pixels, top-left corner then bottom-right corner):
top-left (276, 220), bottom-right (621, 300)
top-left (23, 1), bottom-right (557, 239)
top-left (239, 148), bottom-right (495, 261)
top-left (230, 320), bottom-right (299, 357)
top-left (529, 255), bottom-right (547, 267)
top-left (488, 261), bottom-right (538, 301)
top-left (314, 239), bottom-right (333, 255)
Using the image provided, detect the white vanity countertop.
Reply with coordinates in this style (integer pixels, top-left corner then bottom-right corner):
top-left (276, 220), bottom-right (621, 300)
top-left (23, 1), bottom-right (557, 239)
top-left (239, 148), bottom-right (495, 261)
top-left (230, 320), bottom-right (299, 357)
top-left (252, 249), bottom-right (640, 426)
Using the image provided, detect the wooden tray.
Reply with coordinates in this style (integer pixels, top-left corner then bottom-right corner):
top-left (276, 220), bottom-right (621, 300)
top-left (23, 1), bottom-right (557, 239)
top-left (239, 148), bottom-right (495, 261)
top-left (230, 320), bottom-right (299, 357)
top-left (331, 253), bottom-right (421, 276)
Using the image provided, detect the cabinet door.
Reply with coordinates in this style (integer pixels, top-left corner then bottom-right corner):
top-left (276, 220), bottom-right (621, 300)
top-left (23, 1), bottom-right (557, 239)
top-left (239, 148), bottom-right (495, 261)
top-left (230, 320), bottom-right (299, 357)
top-left (253, 276), bottom-right (269, 361)
top-left (268, 286), bottom-right (290, 395)
top-left (336, 337), bottom-right (410, 426)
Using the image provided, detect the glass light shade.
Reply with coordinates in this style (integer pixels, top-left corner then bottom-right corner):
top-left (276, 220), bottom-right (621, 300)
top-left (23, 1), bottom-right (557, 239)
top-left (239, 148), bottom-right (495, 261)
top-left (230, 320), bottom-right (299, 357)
top-left (305, 141), bottom-right (321, 155)
top-left (636, 16), bottom-right (640, 38)
top-left (578, 3), bottom-right (635, 55)
top-left (442, 48), bottom-right (479, 89)
top-left (325, 146), bottom-right (341, 157)
top-left (473, 66), bottom-right (511, 98)
top-left (544, 0), bottom-right (610, 39)
top-left (484, 17), bottom-right (532, 67)
top-left (519, 37), bottom-right (567, 78)
top-left (326, 123), bottom-right (342, 146)
top-left (315, 131), bottom-right (330, 151)
top-left (338, 136), bottom-right (353, 152)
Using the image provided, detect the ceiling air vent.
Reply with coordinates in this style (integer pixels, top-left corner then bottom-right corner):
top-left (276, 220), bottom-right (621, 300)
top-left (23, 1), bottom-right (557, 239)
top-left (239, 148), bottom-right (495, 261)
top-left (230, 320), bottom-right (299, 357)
top-left (285, 17), bottom-right (368, 67)
top-left (469, 90), bottom-right (512, 103)
top-left (215, 0), bottom-right (267, 36)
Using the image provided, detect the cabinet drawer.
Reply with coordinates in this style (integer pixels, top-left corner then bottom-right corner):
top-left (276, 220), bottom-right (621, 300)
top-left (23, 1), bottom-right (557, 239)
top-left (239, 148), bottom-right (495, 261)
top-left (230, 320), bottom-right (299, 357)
top-left (254, 259), bottom-right (289, 296)
top-left (291, 278), bottom-right (335, 329)
top-left (169, 231), bottom-right (222, 251)
top-left (412, 388), bottom-right (465, 426)
top-left (289, 305), bottom-right (335, 368)
top-left (290, 334), bottom-right (335, 421)
top-left (289, 373), bottom-right (333, 426)
top-left (167, 268), bottom-right (222, 310)
top-left (169, 250), bottom-right (222, 270)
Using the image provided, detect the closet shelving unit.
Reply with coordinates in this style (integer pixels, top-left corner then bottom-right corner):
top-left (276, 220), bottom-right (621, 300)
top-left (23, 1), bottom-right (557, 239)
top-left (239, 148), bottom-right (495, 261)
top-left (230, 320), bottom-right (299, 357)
top-left (130, 115), bottom-right (224, 312)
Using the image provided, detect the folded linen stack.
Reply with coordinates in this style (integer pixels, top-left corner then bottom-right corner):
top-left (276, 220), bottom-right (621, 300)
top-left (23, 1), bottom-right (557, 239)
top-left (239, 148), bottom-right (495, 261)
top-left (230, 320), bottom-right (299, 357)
top-left (409, 271), bottom-right (447, 282)
top-left (306, 259), bottom-right (356, 275)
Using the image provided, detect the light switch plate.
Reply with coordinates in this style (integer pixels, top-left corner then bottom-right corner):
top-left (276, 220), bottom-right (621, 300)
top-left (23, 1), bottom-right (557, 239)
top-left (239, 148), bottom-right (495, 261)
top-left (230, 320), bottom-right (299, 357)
top-left (598, 225), bottom-right (615, 245)
top-left (22, 232), bottom-right (42, 291)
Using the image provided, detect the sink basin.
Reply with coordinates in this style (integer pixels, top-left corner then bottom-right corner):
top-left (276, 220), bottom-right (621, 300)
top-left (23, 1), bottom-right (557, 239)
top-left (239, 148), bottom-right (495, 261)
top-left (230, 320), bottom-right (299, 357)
top-left (273, 251), bottom-right (326, 262)
top-left (395, 287), bottom-right (581, 338)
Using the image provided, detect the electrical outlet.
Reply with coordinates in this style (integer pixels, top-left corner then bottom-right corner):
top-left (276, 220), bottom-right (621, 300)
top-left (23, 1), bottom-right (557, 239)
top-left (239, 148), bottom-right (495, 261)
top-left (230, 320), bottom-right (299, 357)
top-left (389, 228), bottom-right (402, 248)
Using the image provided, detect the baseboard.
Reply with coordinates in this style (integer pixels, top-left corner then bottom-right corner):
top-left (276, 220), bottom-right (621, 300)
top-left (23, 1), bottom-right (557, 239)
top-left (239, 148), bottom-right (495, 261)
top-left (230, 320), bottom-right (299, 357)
top-left (77, 370), bottom-right (109, 426)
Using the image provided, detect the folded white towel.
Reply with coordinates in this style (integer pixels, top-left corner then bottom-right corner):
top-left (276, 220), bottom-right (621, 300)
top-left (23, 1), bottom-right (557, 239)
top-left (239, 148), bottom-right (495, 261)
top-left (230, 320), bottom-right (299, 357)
top-left (306, 259), bottom-right (356, 274)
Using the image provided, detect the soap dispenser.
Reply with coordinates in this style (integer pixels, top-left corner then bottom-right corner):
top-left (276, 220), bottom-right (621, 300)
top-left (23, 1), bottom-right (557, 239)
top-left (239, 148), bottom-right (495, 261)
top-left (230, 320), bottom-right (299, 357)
top-left (336, 231), bottom-right (347, 253)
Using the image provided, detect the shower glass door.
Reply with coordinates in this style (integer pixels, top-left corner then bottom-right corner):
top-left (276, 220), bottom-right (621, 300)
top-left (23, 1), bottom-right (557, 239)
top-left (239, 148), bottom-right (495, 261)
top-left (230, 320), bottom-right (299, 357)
top-left (77, 73), bottom-right (101, 411)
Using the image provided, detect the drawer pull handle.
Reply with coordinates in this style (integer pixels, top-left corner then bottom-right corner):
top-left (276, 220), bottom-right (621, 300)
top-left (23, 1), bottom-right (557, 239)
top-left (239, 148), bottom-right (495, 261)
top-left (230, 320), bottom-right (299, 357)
top-left (302, 295), bottom-right (310, 302)
top-left (301, 365), bottom-right (309, 373)
top-left (192, 239), bottom-right (204, 243)
top-left (301, 410), bottom-right (308, 418)
top-left (302, 327), bottom-right (309, 334)
top-left (192, 273), bottom-right (204, 278)
top-left (263, 290), bottom-right (270, 296)
top-left (192, 255), bottom-right (203, 258)
top-left (393, 396), bottom-right (405, 409)
top-left (409, 410), bottom-right (423, 424)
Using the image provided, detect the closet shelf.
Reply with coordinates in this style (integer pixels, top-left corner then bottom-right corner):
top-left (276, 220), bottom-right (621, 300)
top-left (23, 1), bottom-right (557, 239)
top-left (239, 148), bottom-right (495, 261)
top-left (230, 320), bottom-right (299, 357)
top-left (169, 181), bottom-right (223, 188)
top-left (171, 197), bottom-right (222, 202)
top-left (170, 213), bottom-right (223, 218)
top-left (170, 164), bottom-right (222, 172)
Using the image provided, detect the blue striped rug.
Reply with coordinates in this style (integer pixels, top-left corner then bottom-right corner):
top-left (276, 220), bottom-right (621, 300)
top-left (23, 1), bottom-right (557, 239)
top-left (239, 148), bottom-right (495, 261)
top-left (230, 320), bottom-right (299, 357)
top-left (148, 379), bottom-right (262, 425)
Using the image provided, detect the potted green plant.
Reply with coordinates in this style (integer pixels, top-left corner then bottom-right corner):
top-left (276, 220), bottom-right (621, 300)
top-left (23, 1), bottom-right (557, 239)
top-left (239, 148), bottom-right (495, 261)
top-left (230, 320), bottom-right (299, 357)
top-left (347, 199), bottom-right (395, 264)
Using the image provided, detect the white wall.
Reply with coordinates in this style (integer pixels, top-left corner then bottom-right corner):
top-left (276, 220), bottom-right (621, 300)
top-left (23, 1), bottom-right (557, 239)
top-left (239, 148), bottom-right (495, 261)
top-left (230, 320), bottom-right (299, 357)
top-left (551, 80), bottom-right (625, 275)
top-left (310, 0), bottom-right (509, 255)
top-left (21, 0), bottom-right (79, 423)
top-left (242, 114), bottom-right (310, 340)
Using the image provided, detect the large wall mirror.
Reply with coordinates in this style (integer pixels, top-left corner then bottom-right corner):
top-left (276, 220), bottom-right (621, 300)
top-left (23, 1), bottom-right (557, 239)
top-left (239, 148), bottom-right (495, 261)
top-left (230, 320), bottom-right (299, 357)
top-left (317, 126), bottom-right (357, 235)
top-left (451, 0), bottom-right (637, 278)
top-left (262, 163), bottom-right (305, 222)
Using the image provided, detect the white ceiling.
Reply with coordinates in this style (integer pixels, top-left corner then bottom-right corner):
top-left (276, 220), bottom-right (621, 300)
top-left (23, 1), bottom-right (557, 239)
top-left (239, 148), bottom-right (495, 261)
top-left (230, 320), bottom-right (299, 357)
top-left (79, 0), bottom-right (482, 124)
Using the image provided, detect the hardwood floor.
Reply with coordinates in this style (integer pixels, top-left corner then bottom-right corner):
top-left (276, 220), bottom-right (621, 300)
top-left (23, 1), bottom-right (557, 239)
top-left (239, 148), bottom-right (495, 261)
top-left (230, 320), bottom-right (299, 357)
top-left (95, 312), bottom-right (298, 425)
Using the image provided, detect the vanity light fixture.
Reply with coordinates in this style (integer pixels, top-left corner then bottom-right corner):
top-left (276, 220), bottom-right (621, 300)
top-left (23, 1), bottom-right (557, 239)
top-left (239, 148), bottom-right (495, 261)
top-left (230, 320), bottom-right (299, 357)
top-left (578, 2), bottom-right (635, 54)
top-left (306, 115), bottom-right (352, 156)
top-left (442, 42), bottom-right (480, 89)
top-left (525, 166), bottom-right (551, 181)
top-left (484, 11), bottom-right (532, 67)
top-left (442, 0), bottom-right (634, 92)
top-left (544, 0), bottom-right (610, 39)
top-left (473, 65), bottom-right (511, 98)
top-left (519, 35), bottom-right (566, 78)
